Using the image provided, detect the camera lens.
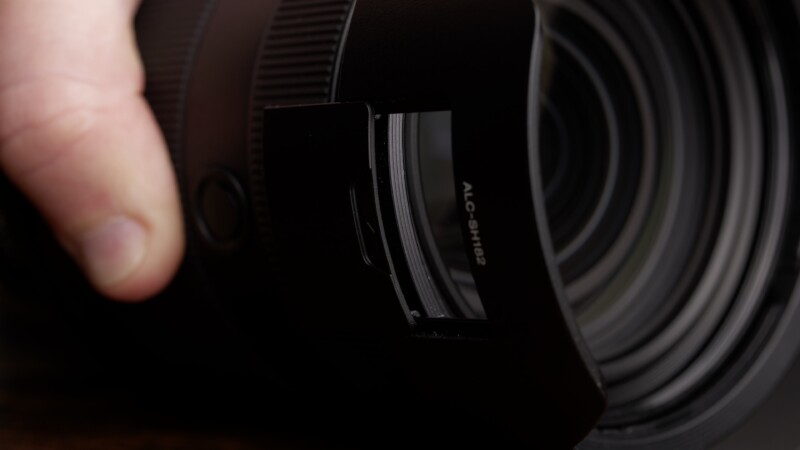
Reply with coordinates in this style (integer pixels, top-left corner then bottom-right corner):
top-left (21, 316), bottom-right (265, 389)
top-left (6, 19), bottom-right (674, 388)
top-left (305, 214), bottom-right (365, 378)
top-left (36, 0), bottom-right (794, 447)
top-left (391, 0), bottom-right (800, 447)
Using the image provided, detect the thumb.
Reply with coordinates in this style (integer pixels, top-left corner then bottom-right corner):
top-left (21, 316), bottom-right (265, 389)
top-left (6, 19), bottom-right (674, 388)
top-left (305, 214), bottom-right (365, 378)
top-left (0, 0), bottom-right (184, 301)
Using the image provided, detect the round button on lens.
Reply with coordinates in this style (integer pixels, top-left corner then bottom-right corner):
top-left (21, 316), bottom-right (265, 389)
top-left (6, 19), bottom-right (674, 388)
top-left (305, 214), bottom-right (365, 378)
top-left (196, 170), bottom-right (246, 246)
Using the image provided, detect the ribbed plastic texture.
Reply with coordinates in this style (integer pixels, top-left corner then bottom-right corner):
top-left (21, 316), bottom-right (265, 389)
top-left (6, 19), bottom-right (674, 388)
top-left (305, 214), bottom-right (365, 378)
top-left (248, 0), bottom-right (355, 246)
top-left (135, 0), bottom-right (218, 180)
top-left (253, 0), bottom-right (353, 106)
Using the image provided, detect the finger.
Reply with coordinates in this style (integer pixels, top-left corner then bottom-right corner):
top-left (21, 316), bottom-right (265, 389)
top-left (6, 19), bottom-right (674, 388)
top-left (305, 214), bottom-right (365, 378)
top-left (0, 0), bottom-right (184, 301)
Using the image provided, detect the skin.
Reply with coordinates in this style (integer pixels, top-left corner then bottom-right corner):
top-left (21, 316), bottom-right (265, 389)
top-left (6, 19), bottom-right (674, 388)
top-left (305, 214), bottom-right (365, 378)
top-left (0, 0), bottom-right (184, 301)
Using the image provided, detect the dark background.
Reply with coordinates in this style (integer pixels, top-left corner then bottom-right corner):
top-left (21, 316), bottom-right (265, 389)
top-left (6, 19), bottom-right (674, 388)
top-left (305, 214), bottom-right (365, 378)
top-left (0, 282), bottom-right (326, 450)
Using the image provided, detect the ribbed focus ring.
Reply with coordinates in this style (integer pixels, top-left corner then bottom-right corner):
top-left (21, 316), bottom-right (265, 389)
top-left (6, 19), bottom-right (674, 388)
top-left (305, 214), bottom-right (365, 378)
top-left (254, 0), bottom-right (353, 105)
top-left (135, 0), bottom-right (218, 179)
top-left (249, 0), bottom-right (355, 246)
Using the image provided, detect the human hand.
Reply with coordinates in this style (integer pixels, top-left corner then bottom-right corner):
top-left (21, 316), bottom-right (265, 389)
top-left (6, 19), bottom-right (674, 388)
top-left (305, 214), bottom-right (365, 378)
top-left (0, 0), bottom-right (184, 301)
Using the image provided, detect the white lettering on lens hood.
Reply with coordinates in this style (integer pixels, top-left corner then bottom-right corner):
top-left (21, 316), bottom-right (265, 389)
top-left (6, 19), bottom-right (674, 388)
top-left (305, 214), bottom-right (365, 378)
top-left (463, 182), bottom-right (487, 267)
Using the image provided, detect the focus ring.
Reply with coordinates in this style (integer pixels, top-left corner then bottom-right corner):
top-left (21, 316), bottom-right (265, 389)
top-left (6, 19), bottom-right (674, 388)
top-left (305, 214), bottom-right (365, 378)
top-left (136, 0), bottom-right (218, 181)
top-left (253, 0), bottom-right (354, 106)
